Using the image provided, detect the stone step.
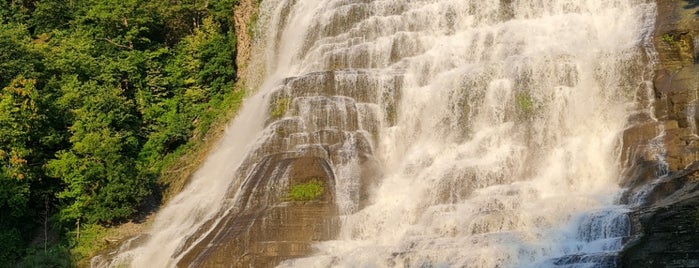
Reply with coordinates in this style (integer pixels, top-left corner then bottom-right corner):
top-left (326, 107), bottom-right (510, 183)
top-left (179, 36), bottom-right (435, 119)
top-left (549, 252), bottom-right (620, 268)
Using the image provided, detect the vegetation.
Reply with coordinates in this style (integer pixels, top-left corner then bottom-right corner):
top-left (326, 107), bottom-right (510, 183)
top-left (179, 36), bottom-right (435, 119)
top-left (275, 126), bottom-right (287, 137)
top-left (661, 33), bottom-right (675, 43)
top-left (385, 104), bottom-right (397, 125)
top-left (0, 0), bottom-right (242, 265)
top-left (659, 32), bottom-right (693, 54)
top-left (288, 179), bottom-right (324, 201)
top-left (270, 97), bottom-right (291, 119)
top-left (515, 92), bottom-right (535, 114)
top-left (247, 12), bottom-right (259, 38)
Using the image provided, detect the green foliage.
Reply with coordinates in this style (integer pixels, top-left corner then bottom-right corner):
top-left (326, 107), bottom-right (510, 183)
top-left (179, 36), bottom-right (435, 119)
top-left (138, 14), bottom-right (237, 176)
top-left (66, 224), bottom-right (109, 262)
top-left (0, 179), bottom-right (29, 263)
top-left (30, 0), bottom-right (74, 34)
top-left (0, 24), bottom-right (40, 86)
top-left (0, 0), bottom-right (243, 263)
top-left (194, 88), bottom-right (245, 138)
top-left (288, 179), bottom-right (325, 201)
top-left (47, 80), bottom-right (147, 224)
top-left (21, 245), bottom-right (71, 268)
top-left (247, 12), bottom-right (259, 38)
top-left (210, 0), bottom-right (237, 26)
top-left (0, 76), bottom-right (56, 264)
top-left (0, 77), bottom-right (41, 181)
top-left (271, 97), bottom-right (291, 119)
top-left (197, 28), bottom-right (236, 96)
top-left (516, 92), bottom-right (535, 114)
top-left (661, 33), bottom-right (675, 43)
top-left (659, 33), bottom-right (692, 53)
top-left (0, 1), bottom-right (32, 24)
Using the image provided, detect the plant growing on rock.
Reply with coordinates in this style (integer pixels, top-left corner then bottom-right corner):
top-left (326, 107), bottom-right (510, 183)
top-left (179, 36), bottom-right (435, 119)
top-left (661, 33), bottom-right (675, 43)
top-left (288, 179), bottom-right (324, 201)
top-left (516, 92), bottom-right (535, 114)
top-left (275, 126), bottom-right (287, 136)
top-left (271, 97), bottom-right (291, 119)
top-left (385, 104), bottom-right (397, 125)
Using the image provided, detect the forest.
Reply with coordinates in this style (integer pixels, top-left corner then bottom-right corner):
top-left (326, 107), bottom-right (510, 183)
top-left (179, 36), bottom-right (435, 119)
top-left (0, 0), bottom-right (242, 265)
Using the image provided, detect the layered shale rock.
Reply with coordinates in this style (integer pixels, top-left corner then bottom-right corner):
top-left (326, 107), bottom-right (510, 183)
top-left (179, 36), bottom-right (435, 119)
top-left (176, 71), bottom-right (399, 267)
top-left (233, 0), bottom-right (258, 79)
top-left (177, 154), bottom-right (339, 267)
top-left (620, 0), bottom-right (699, 266)
top-left (175, 3), bottom-right (402, 266)
top-left (648, 0), bottom-right (699, 173)
top-left (622, 176), bottom-right (699, 267)
top-left (622, 0), bottom-right (699, 181)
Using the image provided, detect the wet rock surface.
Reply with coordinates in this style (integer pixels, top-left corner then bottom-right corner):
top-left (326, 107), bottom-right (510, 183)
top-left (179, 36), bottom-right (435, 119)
top-left (620, 0), bottom-right (699, 266)
top-left (622, 179), bottom-right (699, 267)
top-left (174, 70), bottom-right (396, 267)
top-left (650, 0), bottom-right (699, 171)
top-left (233, 0), bottom-right (257, 79)
top-left (177, 155), bottom-right (340, 268)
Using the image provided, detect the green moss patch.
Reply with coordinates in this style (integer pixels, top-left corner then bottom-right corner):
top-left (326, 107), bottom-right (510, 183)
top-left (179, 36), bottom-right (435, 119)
top-left (271, 97), bottom-right (291, 119)
top-left (661, 33), bottom-right (675, 43)
top-left (288, 179), bottom-right (324, 201)
top-left (516, 92), bottom-right (535, 114)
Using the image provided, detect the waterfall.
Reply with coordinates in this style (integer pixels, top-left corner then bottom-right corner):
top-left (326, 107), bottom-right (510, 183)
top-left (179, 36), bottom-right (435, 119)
top-left (104, 0), bottom-right (658, 267)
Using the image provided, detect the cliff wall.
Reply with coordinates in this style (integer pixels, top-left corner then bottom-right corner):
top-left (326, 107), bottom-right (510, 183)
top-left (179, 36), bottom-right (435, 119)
top-left (620, 0), bottom-right (699, 266)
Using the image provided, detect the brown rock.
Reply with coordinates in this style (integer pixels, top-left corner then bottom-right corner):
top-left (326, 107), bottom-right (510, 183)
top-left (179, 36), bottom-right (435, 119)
top-left (233, 0), bottom-right (258, 79)
top-left (621, 181), bottom-right (699, 268)
top-left (620, 1), bottom-right (699, 266)
top-left (175, 69), bottom-right (396, 267)
top-left (630, 0), bottom-right (699, 175)
top-left (621, 122), bottom-right (661, 166)
top-left (177, 155), bottom-right (340, 268)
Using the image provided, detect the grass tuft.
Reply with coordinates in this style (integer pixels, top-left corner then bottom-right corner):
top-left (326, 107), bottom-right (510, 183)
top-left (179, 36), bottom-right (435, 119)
top-left (288, 179), bottom-right (324, 201)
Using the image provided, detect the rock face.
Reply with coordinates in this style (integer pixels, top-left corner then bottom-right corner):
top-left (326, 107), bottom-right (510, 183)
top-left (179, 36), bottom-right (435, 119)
top-left (174, 4), bottom-right (382, 266)
top-left (619, 0), bottom-right (699, 266)
top-left (175, 71), bottom-right (395, 267)
top-left (177, 155), bottom-right (340, 267)
top-left (622, 170), bottom-right (699, 267)
top-left (622, 0), bottom-right (699, 179)
top-left (648, 0), bottom-right (699, 172)
top-left (233, 0), bottom-right (257, 80)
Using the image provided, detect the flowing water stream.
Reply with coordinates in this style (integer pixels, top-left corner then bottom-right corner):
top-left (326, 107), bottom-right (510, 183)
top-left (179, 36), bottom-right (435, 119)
top-left (105, 0), bottom-right (658, 267)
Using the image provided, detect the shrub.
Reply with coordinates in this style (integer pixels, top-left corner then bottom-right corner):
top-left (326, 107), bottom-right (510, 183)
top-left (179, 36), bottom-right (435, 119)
top-left (22, 245), bottom-right (71, 268)
top-left (288, 179), bottom-right (324, 201)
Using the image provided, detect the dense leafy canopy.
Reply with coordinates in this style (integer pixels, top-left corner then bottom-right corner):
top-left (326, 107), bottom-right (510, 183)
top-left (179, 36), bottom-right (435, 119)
top-left (0, 0), bottom-right (240, 265)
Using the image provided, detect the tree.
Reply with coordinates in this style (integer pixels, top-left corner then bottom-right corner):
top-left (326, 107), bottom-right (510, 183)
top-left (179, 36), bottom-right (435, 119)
top-left (0, 24), bottom-right (40, 87)
top-left (47, 78), bottom-right (150, 225)
top-left (29, 0), bottom-right (74, 34)
top-left (0, 0), bottom-right (241, 263)
top-left (0, 77), bottom-right (43, 263)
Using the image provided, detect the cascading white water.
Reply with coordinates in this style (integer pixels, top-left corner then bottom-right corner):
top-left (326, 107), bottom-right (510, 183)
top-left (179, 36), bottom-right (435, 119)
top-left (263, 0), bottom-right (657, 267)
top-left (104, 0), bottom-right (658, 267)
